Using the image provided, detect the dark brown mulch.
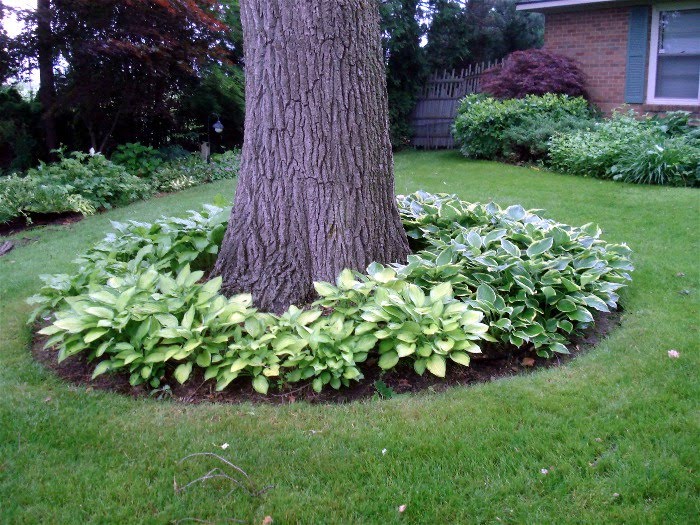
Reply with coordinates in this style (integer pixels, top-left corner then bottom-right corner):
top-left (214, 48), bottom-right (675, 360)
top-left (31, 310), bottom-right (621, 405)
top-left (0, 211), bottom-right (84, 237)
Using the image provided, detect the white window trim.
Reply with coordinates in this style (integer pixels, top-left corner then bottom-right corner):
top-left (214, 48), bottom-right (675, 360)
top-left (646, 1), bottom-right (700, 106)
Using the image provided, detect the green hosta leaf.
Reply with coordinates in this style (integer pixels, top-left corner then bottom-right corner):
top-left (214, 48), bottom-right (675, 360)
top-left (174, 362), bottom-right (192, 384)
top-left (414, 358), bottom-right (427, 375)
top-left (200, 276), bottom-right (223, 295)
top-left (252, 375), bottom-right (269, 394)
top-left (476, 284), bottom-right (496, 305)
top-left (38, 324), bottom-right (62, 336)
top-left (298, 309), bottom-right (323, 326)
top-left (500, 238), bottom-right (520, 257)
top-left (343, 367), bottom-right (361, 380)
top-left (549, 342), bottom-right (570, 355)
top-left (84, 328), bottom-right (108, 343)
top-left (466, 231), bottom-right (482, 250)
top-left (426, 354), bottom-right (446, 377)
top-left (558, 320), bottom-right (574, 333)
top-left (373, 267), bottom-right (397, 284)
top-left (435, 339), bottom-right (454, 353)
top-left (526, 237), bottom-right (554, 258)
top-left (85, 306), bottom-right (114, 319)
top-left (429, 282), bottom-right (453, 303)
top-left (396, 343), bottom-right (416, 357)
top-left (54, 317), bottom-right (90, 333)
top-left (196, 350), bottom-right (212, 367)
top-left (378, 351), bottom-right (399, 370)
top-left (244, 317), bottom-right (265, 339)
top-left (435, 248), bottom-right (453, 266)
top-left (583, 295), bottom-right (610, 312)
top-left (450, 352), bottom-right (471, 367)
top-left (506, 204), bottom-right (526, 220)
top-left (313, 281), bottom-right (337, 297)
top-left (556, 298), bottom-right (577, 313)
top-left (569, 307), bottom-right (594, 323)
top-left (230, 358), bottom-right (249, 373)
top-left (91, 360), bottom-right (112, 379)
top-left (181, 305), bottom-right (196, 330)
top-left (87, 291), bottom-right (118, 305)
top-left (406, 284), bottom-right (425, 307)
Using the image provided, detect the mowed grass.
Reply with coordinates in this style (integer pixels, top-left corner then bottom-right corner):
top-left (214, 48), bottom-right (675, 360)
top-left (1, 150), bottom-right (698, 524)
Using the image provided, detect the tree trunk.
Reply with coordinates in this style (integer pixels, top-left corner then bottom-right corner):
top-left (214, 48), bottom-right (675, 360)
top-left (213, 0), bottom-right (410, 313)
top-left (36, 0), bottom-right (58, 156)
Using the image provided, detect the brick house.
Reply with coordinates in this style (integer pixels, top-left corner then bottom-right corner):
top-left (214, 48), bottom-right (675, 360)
top-left (516, 0), bottom-right (700, 116)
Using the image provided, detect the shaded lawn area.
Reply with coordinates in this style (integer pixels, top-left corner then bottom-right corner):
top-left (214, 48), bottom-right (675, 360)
top-left (0, 150), bottom-right (698, 523)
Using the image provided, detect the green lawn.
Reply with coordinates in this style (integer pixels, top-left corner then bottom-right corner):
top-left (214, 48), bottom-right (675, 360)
top-left (1, 150), bottom-right (698, 524)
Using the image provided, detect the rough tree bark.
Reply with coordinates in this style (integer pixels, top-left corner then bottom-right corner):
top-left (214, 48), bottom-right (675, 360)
top-left (36, 0), bottom-right (58, 156)
top-left (213, 0), bottom-right (410, 313)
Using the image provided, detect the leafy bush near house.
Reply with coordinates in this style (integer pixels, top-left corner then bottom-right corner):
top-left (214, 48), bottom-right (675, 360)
top-left (453, 93), bottom-right (594, 161)
top-left (481, 49), bottom-right (588, 100)
top-left (549, 111), bottom-right (700, 186)
top-left (30, 192), bottom-right (632, 394)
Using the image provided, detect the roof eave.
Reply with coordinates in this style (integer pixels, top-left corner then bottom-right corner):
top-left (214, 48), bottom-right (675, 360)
top-left (517, 0), bottom-right (631, 12)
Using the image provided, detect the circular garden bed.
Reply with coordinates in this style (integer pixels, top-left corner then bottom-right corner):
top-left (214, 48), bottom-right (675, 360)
top-left (29, 192), bottom-right (633, 402)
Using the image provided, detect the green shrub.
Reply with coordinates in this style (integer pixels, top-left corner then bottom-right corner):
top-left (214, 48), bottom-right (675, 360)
top-left (501, 113), bottom-right (596, 162)
top-left (0, 151), bottom-right (152, 224)
top-left (30, 192), bottom-right (633, 394)
top-left (29, 151), bottom-right (153, 209)
top-left (548, 111), bottom-right (699, 186)
top-left (111, 142), bottom-right (164, 178)
top-left (396, 192), bottom-right (633, 355)
top-left (150, 150), bottom-right (240, 192)
top-left (0, 174), bottom-right (96, 224)
top-left (453, 93), bottom-right (594, 162)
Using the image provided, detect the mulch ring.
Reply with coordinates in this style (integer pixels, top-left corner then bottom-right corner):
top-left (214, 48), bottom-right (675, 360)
top-left (32, 310), bottom-right (621, 405)
top-left (0, 211), bottom-right (84, 237)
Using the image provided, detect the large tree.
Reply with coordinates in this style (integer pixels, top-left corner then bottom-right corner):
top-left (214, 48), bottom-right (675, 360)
top-left (12, 0), bottom-right (230, 153)
top-left (424, 0), bottom-right (543, 72)
top-left (213, 0), bottom-right (411, 313)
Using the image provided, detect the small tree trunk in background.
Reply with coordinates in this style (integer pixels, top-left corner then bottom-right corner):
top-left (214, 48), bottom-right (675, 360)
top-left (213, 0), bottom-right (410, 313)
top-left (36, 0), bottom-right (58, 156)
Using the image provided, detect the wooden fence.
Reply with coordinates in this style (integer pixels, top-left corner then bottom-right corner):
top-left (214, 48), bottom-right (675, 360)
top-left (411, 59), bottom-right (502, 149)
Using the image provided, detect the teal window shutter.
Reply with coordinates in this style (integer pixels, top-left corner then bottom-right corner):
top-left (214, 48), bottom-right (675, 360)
top-left (625, 7), bottom-right (650, 104)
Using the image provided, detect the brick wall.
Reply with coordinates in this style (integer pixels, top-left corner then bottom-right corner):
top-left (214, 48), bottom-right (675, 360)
top-left (544, 7), bottom-right (633, 114)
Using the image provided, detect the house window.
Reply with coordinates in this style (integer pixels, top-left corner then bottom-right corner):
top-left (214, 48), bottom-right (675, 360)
top-left (647, 3), bottom-right (700, 105)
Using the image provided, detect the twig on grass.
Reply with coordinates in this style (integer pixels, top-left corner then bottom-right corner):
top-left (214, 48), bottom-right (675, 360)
top-left (176, 452), bottom-right (275, 498)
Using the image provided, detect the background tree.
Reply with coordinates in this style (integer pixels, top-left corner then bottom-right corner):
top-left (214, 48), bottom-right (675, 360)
top-left (8, 0), bottom-right (235, 154)
top-left (0, 86), bottom-right (42, 173)
top-left (213, 0), bottom-right (411, 312)
top-left (0, 1), bottom-right (12, 84)
top-left (175, 0), bottom-right (245, 151)
top-left (424, 0), bottom-right (543, 72)
top-left (380, 0), bottom-right (428, 148)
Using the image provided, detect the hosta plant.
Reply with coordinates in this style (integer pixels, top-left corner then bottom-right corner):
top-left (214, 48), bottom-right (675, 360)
top-left (395, 192), bottom-right (633, 357)
top-left (30, 192), bottom-right (633, 394)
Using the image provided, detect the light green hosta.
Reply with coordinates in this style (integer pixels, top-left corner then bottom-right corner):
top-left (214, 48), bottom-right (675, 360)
top-left (30, 191), bottom-right (633, 393)
top-left (313, 267), bottom-right (489, 378)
